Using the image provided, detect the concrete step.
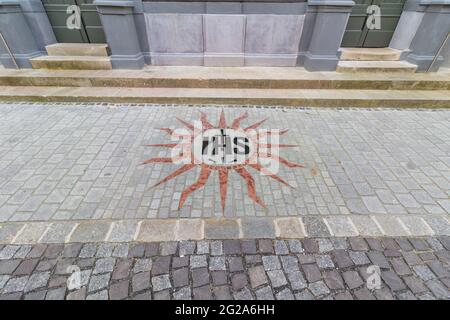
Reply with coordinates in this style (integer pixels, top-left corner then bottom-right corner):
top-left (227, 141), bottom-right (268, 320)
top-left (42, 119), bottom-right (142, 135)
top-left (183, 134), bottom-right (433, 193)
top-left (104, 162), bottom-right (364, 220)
top-left (0, 86), bottom-right (448, 108)
top-left (45, 43), bottom-right (110, 57)
top-left (337, 61), bottom-right (417, 73)
top-left (30, 56), bottom-right (112, 70)
top-left (340, 48), bottom-right (402, 61)
top-left (0, 67), bottom-right (448, 90)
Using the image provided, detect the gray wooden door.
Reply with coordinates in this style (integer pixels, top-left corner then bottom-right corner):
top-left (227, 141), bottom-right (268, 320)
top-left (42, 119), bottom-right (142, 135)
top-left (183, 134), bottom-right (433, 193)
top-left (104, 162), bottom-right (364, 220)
top-left (43, 0), bottom-right (106, 43)
top-left (341, 0), bottom-right (405, 48)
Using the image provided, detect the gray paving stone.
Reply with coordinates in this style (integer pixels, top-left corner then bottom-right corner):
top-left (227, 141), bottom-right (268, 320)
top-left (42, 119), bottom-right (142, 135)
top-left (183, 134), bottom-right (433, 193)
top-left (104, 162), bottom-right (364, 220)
top-left (152, 274), bottom-right (172, 291)
top-left (133, 258), bottom-right (152, 273)
top-left (2, 276), bottom-right (28, 293)
top-left (88, 273), bottom-right (110, 293)
top-left (173, 286), bottom-right (191, 300)
top-left (262, 256), bottom-right (281, 271)
top-left (204, 219), bottom-right (239, 239)
top-left (276, 288), bottom-right (295, 300)
top-left (267, 270), bottom-right (287, 288)
top-left (241, 218), bottom-right (276, 239)
top-left (255, 286), bottom-right (274, 300)
top-left (93, 258), bottom-right (116, 274)
top-left (308, 281), bottom-right (330, 297)
top-left (190, 255), bottom-right (208, 269)
top-left (70, 222), bottom-right (110, 243)
top-left (132, 271), bottom-right (151, 292)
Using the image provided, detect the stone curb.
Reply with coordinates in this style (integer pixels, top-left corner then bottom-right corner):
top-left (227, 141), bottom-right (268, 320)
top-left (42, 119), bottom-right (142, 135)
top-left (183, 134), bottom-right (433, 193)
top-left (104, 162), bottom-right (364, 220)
top-left (1, 214), bottom-right (449, 245)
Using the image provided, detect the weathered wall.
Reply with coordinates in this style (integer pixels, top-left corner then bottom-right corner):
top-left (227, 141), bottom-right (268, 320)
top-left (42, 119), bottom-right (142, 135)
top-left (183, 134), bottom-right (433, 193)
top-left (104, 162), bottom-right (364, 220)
top-left (142, 1), bottom-right (307, 66)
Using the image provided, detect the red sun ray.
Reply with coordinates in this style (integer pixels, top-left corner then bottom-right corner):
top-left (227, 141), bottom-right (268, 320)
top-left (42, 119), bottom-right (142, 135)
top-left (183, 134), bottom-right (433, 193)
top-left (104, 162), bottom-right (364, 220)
top-left (234, 167), bottom-right (266, 208)
top-left (200, 111), bottom-right (214, 129)
top-left (218, 168), bottom-right (229, 213)
top-left (218, 109), bottom-right (227, 128)
top-left (176, 117), bottom-right (195, 131)
top-left (151, 164), bottom-right (196, 189)
top-left (248, 163), bottom-right (293, 188)
top-left (140, 157), bottom-right (178, 165)
top-left (244, 118), bottom-right (267, 131)
top-left (144, 143), bottom-right (178, 148)
top-left (178, 166), bottom-right (212, 209)
top-left (231, 111), bottom-right (249, 129)
top-left (258, 154), bottom-right (305, 168)
top-left (157, 128), bottom-right (174, 135)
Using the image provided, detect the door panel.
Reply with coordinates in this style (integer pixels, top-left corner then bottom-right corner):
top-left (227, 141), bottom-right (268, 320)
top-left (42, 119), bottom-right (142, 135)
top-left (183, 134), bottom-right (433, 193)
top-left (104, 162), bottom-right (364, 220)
top-left (342, 0), bottom-right (405, 48)
top-left (341, 0), bottom-right (373, 47)
top-left (43, 0), bottom-right (106, 43)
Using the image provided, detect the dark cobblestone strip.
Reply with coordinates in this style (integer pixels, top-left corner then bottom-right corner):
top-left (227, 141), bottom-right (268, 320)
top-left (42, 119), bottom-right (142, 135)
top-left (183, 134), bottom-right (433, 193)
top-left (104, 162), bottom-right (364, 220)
top-left (0, 237), bottom-right (449, 300)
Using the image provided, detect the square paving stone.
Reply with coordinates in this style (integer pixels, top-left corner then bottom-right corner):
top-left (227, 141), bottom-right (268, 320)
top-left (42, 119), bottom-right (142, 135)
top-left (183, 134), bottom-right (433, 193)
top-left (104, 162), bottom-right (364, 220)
top-left (190, 255), bottom-right (207, 269)
top-left (136, 220), bottom-right (177, 242)
top-left (212, 271), bottom-right (228, 286)
top-left (0, 224), bottom-right (23, 244)
top-left (258, 239), bottom-right (274, 254)
top-left (248, 266), bottom-right (268, 289)
top-left (40, 222), bottom-right (77, 244)
top-left (241, 218), bottom-right (276, 239)
top-left (223, 240), bottom-right (241, 255)
top-left (193, 285), bottom-right (212, 300)
top-left (349, 251), bottom-right (370, 266)
top-left (107, 221), bottom-right (138, 242)
top-left (325, 216), bottom-right (358, 237)
top-left (112, 259), bottom-right (132, 280)
top-left (267, 270), bottom-right (287, 288)
top-left (109, 280), bottom-right (129, 300)
top-left (276, 218), bottom-right (306, 238)
top-left (133, 258), bottom-right (153, 274)
top-left (323, 270), bottom-right (345, 290)
top-left (13, 223), bottom-right (48, 244)
top-left (351, 216), bottom-right (383, 236)
top-left (255, 286), bottom-right (274, 300)
top-left (132, 271), bottom-right (151, 292)
top-left (302, 264), bottom-right (322, 283)
top-left (93, 258), bottom-right (116, 274)
top-left (373, 216), bottom-right (409, 236)
top-left (176, 219), bottom-right (203, 241)
top-left (331, 249), bottom-right (354, 268)
top-left (209, 257), bottom-right (226, 271)
top-left (204, 219), bottom-right (239, 240)
top-left (88, 273), bottom-right (110, 293)
top-left (342, 270), bottom-right (364, 290)
top-left (381, 270), bottom-right (407, 291)
top-left (287, 271), bottom-right (307, 291)
top-left (192, 268), bottom-right (210, 288)
top-left (152, 274), bottom-right (172, 291)
top-left (213, 286), bottom-right (232, 300)
top-left (69, 222), bottom-right (111, 243)
top-left (241, 240), bottom-right (257, 254)
top-left (152, 256), bottom-right (171, 275)
top-left (308, 281), bottom-right (330, 297)
top-left (172, 286), bottom-right (191, 300)
top-left (231, 273), bottom-right (248, 291)
top-left (173, 267), bottom-right (189, 288)
top-left (276, 288), bottom-right (295, 300)
top-left (302, 217), bottom-right (331, 237)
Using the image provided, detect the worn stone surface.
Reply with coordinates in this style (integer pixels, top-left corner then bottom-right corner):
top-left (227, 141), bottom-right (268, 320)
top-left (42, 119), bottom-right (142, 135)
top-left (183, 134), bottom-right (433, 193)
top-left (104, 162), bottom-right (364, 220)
top-left (0, 237), bottom-right (448, 299)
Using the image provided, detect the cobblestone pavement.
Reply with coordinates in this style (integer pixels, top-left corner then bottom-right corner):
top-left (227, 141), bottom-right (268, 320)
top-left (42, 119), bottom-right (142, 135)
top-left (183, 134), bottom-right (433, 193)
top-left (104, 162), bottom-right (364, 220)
top-left (0, 103), bottom-right (449, 222)
top-left (0, 237), bottom-right (449, 300)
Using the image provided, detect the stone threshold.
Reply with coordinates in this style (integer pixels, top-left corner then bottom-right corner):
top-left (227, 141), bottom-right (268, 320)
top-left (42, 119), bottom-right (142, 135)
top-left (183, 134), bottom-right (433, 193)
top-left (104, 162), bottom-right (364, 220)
top-left (0, 87), bottom-right (449, 108)
top-left (0, 66), bottom-right (449, 90)
top-left (0, 214), bottom-right (449, 245)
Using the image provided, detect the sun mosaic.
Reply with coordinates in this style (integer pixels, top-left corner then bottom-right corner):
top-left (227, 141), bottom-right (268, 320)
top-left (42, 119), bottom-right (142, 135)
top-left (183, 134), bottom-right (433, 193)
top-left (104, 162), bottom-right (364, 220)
top-left (141, 110), bottom-right (305, 212)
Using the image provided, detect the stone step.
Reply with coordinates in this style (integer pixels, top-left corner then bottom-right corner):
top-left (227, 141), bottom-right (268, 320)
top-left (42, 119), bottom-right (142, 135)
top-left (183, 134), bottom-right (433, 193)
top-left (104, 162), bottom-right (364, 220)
top-left (0, 67), bottom-right (448, 90)
top-left (45, 43), bottom-right (110, 57)
top-left (340, 48), bottom-right (402, 61)
top-left (337, 61), bottom-right (417, 73)
top-left (30, 56), bottom-right (112, 70)
top-left (0, 86), bottom-right (448, 108)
